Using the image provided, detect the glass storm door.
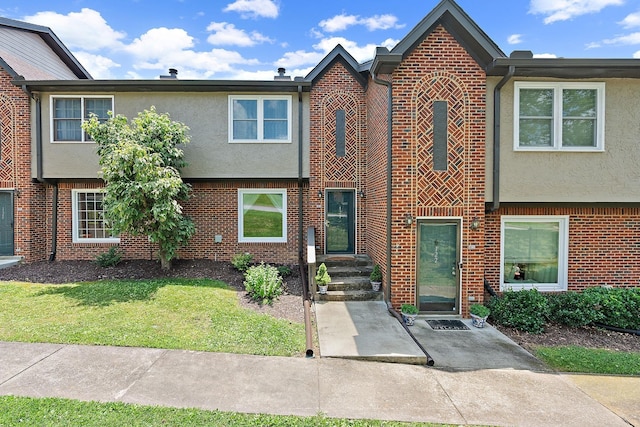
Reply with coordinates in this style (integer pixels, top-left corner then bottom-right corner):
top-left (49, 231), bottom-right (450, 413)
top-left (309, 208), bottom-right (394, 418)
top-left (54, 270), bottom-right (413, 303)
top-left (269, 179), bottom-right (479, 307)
top-left (0, 192), bottom-right (14, 256)
top-left (325, 190), bottom-right (355, 253)
top-left (417, 220), bottom-right (460, 314)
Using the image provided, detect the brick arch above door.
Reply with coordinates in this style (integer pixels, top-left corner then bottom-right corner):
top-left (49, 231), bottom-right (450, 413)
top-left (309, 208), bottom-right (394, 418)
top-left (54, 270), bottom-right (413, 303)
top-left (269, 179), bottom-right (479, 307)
top-left (412, 71), bottom-right (470, 212)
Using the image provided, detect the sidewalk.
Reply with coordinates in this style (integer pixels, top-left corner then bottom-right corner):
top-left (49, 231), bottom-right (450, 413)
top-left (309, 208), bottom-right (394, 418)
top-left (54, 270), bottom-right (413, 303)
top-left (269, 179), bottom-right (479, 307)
top-left (1, 341), bottom-right (636, 426)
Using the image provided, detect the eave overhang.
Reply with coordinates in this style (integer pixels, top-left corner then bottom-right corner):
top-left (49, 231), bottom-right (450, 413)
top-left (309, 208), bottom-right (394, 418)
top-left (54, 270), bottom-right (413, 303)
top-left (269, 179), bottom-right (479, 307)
top-left (13, 78), bottom-right (313, 93)
top-left (487, 58), bottom-right (640, 79)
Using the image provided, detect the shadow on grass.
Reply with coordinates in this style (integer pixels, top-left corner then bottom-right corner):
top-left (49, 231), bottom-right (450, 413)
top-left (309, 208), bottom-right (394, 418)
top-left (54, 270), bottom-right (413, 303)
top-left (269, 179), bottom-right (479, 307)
top-left (35, 278), bottom-right (229, 307)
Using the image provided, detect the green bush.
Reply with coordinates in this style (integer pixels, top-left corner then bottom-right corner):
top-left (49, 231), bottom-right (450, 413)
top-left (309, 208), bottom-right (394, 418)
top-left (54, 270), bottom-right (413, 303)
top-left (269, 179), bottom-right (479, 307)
top-left (582, 287), bottom-right (640, 330)
top-left (231, 253), bottom-right (253, 272)
top-left (243, 263), bottom-right (283, 304)
top-left (94, 246), bottom-right (123, 268)
top-left (547, 291), bottom-right (604, 327)
top-left (276, 265), bottom-right (293, 278)
top-left (487, 289), bottom-right (549, 334)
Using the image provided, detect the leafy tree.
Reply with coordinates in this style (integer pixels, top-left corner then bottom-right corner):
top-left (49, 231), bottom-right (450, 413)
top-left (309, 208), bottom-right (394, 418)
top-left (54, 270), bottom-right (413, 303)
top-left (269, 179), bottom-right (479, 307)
top-left (83, 106), bottom-right (195, 270)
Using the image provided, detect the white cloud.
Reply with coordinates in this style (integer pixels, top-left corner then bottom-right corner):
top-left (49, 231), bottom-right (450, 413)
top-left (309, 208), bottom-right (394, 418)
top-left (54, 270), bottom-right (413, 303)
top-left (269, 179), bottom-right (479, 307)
top-left (73, 51), bottom-right (120, 79)
top-left (634, 50), bottom-right (640, 58)
top-left (508, 34), bottom-right (523, 44)
top-left (224, 0), bottom-right (279, 19)
top-left (124, 28), bottom-right (195, 60)
top-left (600, 31), bottom-right (640, 45)
top-left (619, 12), bottom-right (640, 29)
top-left (276, 50), bottom-right (326, 68)
top-left (206, 22), bottom-right (273, 47)
top-left (24, 8), bottom-right (126, 51)
top-left (529, 0), bottom-right (624, 24)
top-left (533, 53), bottom-right (558, 58)
top-left (319, 13), bottom-right (403, 33)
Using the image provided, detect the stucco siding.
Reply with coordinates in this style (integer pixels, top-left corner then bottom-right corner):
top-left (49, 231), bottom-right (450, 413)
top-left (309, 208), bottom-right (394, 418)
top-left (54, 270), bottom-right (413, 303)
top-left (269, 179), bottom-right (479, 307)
top-left (487, 78), bottom-right (640, 203)
top-left (36, 91), bottom-right (310, 180)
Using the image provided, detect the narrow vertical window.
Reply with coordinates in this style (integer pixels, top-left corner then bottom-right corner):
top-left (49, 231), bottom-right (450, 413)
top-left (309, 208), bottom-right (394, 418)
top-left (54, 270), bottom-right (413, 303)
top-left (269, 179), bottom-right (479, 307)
top-left (335, 109), bottom-right (345, 157)
top-left (433, 101), bottom-right (448, 171)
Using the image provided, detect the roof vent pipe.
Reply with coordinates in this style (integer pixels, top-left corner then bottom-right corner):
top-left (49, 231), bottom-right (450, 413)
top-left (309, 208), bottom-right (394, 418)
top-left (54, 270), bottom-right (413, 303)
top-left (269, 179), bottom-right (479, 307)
top-left (274, 67), bottom-right (291, 80)
top-left (160, 68), bottom-right (178, 79)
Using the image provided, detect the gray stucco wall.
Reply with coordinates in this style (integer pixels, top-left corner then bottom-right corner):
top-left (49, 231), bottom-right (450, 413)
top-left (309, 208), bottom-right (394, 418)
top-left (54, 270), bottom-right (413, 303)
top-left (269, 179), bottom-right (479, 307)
top-left (35, 91), bottom-right (310, 180)
top-left (486, 77), bottom-right (640, 203)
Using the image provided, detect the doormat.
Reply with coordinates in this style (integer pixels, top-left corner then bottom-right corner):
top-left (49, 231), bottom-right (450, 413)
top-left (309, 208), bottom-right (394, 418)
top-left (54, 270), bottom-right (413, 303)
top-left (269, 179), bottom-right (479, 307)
top-left (426, 320), bottom-right (470, 330)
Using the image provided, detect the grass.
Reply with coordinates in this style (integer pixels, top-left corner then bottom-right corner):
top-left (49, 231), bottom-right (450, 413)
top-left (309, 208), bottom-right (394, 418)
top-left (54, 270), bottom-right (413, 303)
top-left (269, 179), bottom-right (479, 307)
top-left (533, 345), bottom-right (640, 375)
top-left (0, 396), bottom-right (451, 427)
top-left (0, 278), bottom-right (305, 357)
top-left (244, 210), bottom-right (283, 237)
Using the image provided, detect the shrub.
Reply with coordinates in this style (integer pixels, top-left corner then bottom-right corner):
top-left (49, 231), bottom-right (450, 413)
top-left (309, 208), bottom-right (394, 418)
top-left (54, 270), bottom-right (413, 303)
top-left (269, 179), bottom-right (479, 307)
top-left (401, 304), bottom-right (418, 314)
top-left (370, 264), bottom-right (382, 282)
top-left (315, 263), bottom-right (331, 286)
top-left (243, 263), bottom-right (283, 304)
top-left (547, 291), bottom-right (603, 327)
top-left (277, 265), bottom-right (293, 278)
top-left (470, 303), bottom-right (490, 318)
top-left (94, 246), bottom-right (123, 268)
top-left (231, 253), bottom-right (253, 272)
top-left (582, 287), bottom-right (640, 330)
top-left (487, 288), bottom-right (549, 334)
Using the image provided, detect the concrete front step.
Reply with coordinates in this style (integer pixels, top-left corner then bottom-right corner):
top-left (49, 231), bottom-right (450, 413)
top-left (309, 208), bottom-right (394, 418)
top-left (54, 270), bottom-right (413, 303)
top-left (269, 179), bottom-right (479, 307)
top-left (325, 265), bottom-right (372, 278)
top-left (316, 289), bottom-right (383, 302)
top-left (316, 254), bottom-right (372, 268)
top-left (328, 276), bottom-right (373, 291)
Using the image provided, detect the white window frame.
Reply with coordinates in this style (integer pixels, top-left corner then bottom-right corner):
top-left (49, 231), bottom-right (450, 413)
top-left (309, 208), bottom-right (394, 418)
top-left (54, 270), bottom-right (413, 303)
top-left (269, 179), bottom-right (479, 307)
top-left (500, 215), bottom-right (569, 292)
top-left (514, 82), bottom-right (605, 152)
top-left (238, 189), bottom-right (287, 243)
top-left (50, 95), bottom-right (114, 143)
top-left (72, 190), bottom-right (119, 243)
top-left (228, 95), bottom-right (292, 143)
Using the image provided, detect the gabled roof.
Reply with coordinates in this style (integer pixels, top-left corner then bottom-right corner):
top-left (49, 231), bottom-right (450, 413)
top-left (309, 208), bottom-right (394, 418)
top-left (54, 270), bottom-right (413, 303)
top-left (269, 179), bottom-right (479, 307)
top-left (304, 44), bottom-right (368, 87)
top-left (373, 0), bottom-right (505, 75)
top-left (0, 17), bottom-right (91, 80)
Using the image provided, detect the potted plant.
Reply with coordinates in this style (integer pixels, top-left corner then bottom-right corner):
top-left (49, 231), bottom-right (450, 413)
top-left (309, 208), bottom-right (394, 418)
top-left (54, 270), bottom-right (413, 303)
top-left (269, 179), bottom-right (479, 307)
top-left (315, 263), bottom-right (331, 294)
top-left (400, 303), bottom-right (419, 326)
top-left (470, 303), bottom-right (490, 328)
top-left (369, 264), bottom-right (382, 291)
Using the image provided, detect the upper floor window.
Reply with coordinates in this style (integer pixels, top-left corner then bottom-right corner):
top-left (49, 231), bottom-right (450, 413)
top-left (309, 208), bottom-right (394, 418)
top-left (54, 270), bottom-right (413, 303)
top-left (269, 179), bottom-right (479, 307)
top-left (229, 95), bottom-right (291, 143)
top-left (72, 190), bottom-right (119, 243)
top-left (51, 96), bottom-right (113, 143)
top-left (514, 82), bottom-right (604, 151)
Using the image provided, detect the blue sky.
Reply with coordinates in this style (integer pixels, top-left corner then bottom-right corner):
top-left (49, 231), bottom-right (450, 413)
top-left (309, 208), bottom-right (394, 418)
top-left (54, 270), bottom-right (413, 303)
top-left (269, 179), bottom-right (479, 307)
top-left (1, 0), bottom-right (639, 80)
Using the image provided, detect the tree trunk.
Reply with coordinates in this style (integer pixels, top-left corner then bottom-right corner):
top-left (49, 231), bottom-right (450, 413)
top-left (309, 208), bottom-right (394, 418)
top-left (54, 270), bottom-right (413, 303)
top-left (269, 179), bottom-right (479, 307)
top-left (159, 252), bottom-right (172, 270)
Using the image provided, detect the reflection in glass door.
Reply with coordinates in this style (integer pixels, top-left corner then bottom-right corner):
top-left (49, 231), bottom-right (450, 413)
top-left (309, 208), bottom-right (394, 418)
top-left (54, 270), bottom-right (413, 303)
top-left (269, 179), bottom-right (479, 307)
top-left (0, 192), bottom-right (13, 256)
top-left (325, 190), bottom-right (355, 254)
top-left (417, 220), bottom-right (460, 313)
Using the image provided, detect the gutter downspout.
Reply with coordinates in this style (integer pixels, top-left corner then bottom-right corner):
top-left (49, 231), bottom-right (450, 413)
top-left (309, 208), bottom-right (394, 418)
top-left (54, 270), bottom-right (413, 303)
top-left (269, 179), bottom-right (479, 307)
top-left (298, 84), bottom-right (314, 357)
top-left (27, 88), bottom-right (58, 261)
top-left (371, 72), bottom-right (393, 307)
top-left (490, 65), bottom-right (515, 212)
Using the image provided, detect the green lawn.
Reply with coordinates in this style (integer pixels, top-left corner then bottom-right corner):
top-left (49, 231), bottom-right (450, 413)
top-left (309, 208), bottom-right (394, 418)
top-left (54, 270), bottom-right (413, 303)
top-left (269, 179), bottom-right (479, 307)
top-left (0, 278), bottom-right (305, 357)
top-left (0, 396), bottom-right (450, 427)
top-left (533, 345), bottom-right (640, 375)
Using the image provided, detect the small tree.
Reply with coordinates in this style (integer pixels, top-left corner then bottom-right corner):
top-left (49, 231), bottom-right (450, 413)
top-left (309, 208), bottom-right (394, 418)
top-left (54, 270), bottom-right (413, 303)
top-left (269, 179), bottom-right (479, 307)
top-left (83, 106), bottom-right (195, 270)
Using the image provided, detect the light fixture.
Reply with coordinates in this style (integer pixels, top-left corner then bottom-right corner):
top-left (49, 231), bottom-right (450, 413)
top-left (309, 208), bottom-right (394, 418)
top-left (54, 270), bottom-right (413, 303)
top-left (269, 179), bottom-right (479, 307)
top-left (318, 190), bottom-right (323, 198)
top-left (404, 213), bottom-right (414, 226)
top-left (470, 216), bottom-right (480, 230)
top-left (358, 190), bottom-right (365, 198)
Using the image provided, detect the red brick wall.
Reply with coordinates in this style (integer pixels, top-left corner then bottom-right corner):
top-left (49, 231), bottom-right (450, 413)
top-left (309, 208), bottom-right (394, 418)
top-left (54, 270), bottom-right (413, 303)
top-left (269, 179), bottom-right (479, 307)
top-left (53, 180), bottom-right (304, 264)
top-left (388, 25), bottom-right (487, 313)
top-left (308, 60), bottom-right (367, 255)
top-left (0, 69), bottom-right (47, 262)
top-left (485, 205), bottom-right (640, 290)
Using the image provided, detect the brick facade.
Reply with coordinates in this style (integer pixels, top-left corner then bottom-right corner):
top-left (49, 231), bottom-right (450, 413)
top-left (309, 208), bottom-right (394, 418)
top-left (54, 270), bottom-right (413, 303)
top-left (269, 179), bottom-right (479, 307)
top-left (0, 69), bottom-right (47, 262)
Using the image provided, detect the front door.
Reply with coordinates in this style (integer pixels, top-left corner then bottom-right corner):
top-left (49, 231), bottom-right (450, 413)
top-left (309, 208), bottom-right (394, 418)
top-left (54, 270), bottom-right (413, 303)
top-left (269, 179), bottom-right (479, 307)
top-left (417, 220), bottom-right (460, 314)
top-left (325, 189), bottom-right (355, 254)
top-left (0, 192), bottom-right (14, 256)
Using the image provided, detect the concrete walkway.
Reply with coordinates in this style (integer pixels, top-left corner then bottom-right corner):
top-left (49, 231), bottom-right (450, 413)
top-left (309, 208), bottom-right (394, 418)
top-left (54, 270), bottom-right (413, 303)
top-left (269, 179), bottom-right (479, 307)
top-left (0, 341), bottom-right (637, 426)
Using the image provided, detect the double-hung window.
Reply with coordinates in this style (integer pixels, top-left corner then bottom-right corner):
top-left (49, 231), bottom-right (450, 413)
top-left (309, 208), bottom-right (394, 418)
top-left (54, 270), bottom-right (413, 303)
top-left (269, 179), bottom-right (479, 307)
top-left (514, 82), bottom-right (604, 151)
top-left (72, 190), bottom-right (119, 243)
top-left (238, 189), bottom-right (287, 243)
top-left (501, 216), bottom-right (569, 292)
top-left (229, 95), bottom-right (291, 143)
top-left (52, 96), bottom-right (113, 142)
